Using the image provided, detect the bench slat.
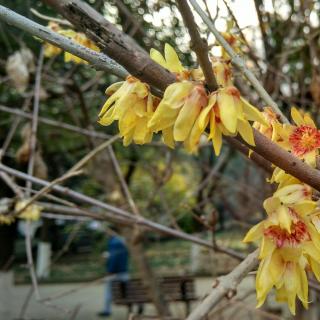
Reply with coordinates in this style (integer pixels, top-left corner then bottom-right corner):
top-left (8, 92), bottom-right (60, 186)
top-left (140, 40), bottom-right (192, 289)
top-left (111, 277), bottom-right (197, 305)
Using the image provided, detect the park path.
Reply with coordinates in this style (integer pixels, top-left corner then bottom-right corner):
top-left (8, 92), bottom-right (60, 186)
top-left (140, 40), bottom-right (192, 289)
top-left (7, 277), bottom-right (270, 320)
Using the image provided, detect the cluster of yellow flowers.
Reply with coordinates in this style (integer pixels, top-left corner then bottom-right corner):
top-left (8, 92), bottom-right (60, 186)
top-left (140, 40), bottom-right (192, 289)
top-left (244, 107), bottom-right (320, 314)
top-left (0, 200), bottom-right (42, 225)
top-left (98, 44), bottom-right (266, 154)
top-left (44, 22), bottom-right (99, 64)
top-left (71, 25), bottom-right (320, 313)
top-left (0, 214), bottom-right (15, 225)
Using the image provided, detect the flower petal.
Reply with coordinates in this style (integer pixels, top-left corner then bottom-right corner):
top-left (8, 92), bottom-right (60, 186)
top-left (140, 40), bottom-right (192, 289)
top-left (217, 90), bottom-right (238, 133)
top-left (150, 48), bottom-right (167, 69)
top-left (241, 97), bottom-right (268, 125)
top-left (291, 107), bottom-right (305, 126)
top-left (238, 119), bottom-right (255, 146)
top-left (164, 43), bottom-right (183, 73)
top-left (243, 221), bottom-right (264, 243)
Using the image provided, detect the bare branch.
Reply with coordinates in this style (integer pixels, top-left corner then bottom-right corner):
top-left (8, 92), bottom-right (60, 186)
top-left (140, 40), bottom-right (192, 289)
top-left (30, 8), bottom-right (72, 26)
top-left (0, 5), bottom-right (129, 79)
top-left (186, 250), bottom-right (258, 320)
top-left (41, 0), bottom-right (176, 91)
top-left (66, 135), bottom-right (119, 173)
top-left (0, 104), bottom-right (112, 140)
top-left (0, 163), bottom-right (241, 256)
top-left (24, 48), bottom-right (45, 301)
top-left (176, 0), bottom-right (217, 90)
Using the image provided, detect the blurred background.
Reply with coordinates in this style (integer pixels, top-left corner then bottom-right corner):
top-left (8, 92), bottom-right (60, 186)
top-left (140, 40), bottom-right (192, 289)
top-left (0, 0), bottom-right (319, 319)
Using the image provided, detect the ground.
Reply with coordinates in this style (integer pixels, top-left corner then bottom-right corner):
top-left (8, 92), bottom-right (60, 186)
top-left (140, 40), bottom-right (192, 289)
top-left (5, 276), bottom-right (293, 320)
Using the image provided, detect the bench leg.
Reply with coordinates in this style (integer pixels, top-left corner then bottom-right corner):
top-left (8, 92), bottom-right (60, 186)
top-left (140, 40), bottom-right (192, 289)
top-left (138, 303), bottom-right (144, 315)
top-left (186, 301), bottom-right (191, 316)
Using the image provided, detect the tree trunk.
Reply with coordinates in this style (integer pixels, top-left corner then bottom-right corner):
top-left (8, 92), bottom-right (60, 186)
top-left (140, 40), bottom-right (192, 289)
top-left (126, 231), bottom-right (170, 318)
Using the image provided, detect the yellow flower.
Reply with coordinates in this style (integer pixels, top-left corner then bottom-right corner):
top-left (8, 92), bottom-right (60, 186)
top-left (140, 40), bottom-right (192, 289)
top-left (253, 107), bottom-right (282, 143)
top-left (243, 183), bottom-right (319, 315)
top-left (0, 214), bottom-right (15, 225)
top-left (98, 76), bottom-right (155, 146)
top-left (44, 22), bottom-right (62, 58)
top-left (64, 31), bottom-right (99, 64)
top-left (211, 59), bottom-right (233, 87)
top-left (148, 82), bottom-right (208, 149)
top-left (198, 86), bottom-right (266, 155)
top-left (276, 107), bottom-right (320, 166)
top-left (15, 200), bottom-right (42, 221)
top-left (150, 43), bottom-right (190, 80)
top-left (263, 192), bottom-right (315, 234)
top-left (220, 32), bottom-right (241, 59)
top-left (44, 23), bottom-right (99, 63)
top-left (244, 214), bottom-right (320, 314)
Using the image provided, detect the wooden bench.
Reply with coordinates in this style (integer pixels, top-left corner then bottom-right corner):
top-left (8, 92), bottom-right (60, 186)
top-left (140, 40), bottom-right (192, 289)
top-left (112, 276), bottom-right (197, 316)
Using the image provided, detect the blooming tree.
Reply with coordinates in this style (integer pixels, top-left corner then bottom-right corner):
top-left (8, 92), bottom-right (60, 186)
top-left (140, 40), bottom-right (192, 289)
top-left (1, 0), bottom-right (320, 318)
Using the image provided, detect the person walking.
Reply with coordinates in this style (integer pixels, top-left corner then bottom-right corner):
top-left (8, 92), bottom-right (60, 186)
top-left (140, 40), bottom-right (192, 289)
top-left (98, 231), bottom-right (129, 318)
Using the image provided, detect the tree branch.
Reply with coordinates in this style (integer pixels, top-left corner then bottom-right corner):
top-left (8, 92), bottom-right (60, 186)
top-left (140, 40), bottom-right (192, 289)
top-left (176, 0), bottom-right (217, 91)
top-left (0, 163), bottom-right (240, 256)
top-left (0, 5), bottom-right (129, 79)
top-left (186, 250), bottom-right (258, 320)
top-left (0, 104), bottom-right (112, 140)
top-left (41, 0), bottom-right (176, 91)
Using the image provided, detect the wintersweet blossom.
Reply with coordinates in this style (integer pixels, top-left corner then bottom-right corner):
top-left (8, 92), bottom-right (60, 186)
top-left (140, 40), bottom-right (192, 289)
top-left (0, 214), bottom-right (15, 225)
top-left (43, 22), bottom-right (99, 63)
top-left (15, 200), bottom-right (42, 221)
top-left (148, 82), bottom-right (208, 149)
top-left (253, 107), bottom-right (282, 143)
top-left (220, 32), bottom-right (241, 59)
top-left (150, 43), bottom-right (190, 80)
top-left (244, 192), bottom-right (319, 314)
top-left (63, 31), bottom-right (99, 64)
top-left (211, 59), bottom-right (233, 87)
top-left (99, 76), bottom-right (155, 146)
top-left (197, 86), bottom-right (266, 155)
top-left (44, 22), bottom-right (63, 57)
top-left (277, 107), bottom-right (320, 166)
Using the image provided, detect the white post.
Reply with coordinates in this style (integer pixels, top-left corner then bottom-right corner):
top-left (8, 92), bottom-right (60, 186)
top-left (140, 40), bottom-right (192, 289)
top-left (36, 241), bottom-right (51, 278)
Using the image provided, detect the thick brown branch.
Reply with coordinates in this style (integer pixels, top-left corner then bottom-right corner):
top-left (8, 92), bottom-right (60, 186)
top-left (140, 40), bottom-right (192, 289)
top-left (225, 137), bottom-right (272, 173)
top-left (239, 129), bottom-right (320, 191)
top-left (42, 0), bottom-right (176, 91)
top-left (176, 0), bottom-right (217, 91)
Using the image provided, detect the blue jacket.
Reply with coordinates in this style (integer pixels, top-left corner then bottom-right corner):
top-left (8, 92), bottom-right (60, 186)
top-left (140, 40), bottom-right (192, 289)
top-left (106, 236), bottom-right (129, 274)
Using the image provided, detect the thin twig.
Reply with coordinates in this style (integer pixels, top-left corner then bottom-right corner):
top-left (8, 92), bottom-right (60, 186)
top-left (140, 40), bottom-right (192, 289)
top-left (0, 104), bottom-right (112, 140)
top-left (67, 135), bottom-right (119, 173)
top-left (30, 8), bottom-right (72, 26)
top-left (0, 96), bottom-right (33, 161)
top-left (24, 47), bottom-right (45, 301)
top-left (14, 170), bottom-right (82, 218)
top-left (0, 172), bottom-right (24, 198)
top-left (0, 163), bottom-right (242, 256)
top-left (107, 145), bottom-right (140, 216)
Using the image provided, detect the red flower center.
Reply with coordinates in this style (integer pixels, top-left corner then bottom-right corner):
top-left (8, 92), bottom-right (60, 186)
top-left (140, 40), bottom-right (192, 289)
top-left (264, 220), bottom-right (310, 248)
top-left (289, 125), bottom-right (320, 156)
